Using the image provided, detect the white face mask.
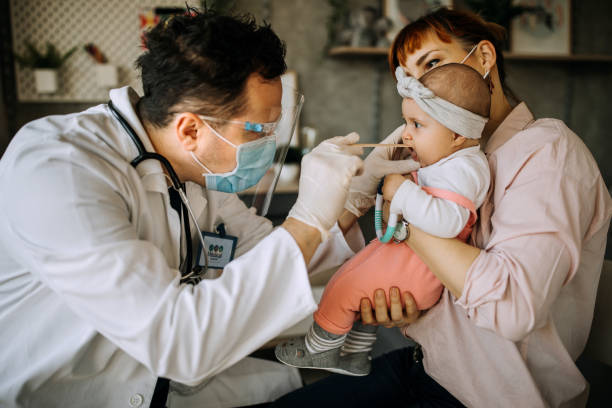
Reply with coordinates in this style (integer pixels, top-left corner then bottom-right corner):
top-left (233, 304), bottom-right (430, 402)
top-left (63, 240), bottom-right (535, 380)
top-left (460, 44), bottom-right (490, 79)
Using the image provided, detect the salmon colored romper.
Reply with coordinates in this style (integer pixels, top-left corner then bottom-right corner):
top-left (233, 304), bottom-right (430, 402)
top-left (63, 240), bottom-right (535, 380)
top-left (314, 174), bottom-right (478, 335)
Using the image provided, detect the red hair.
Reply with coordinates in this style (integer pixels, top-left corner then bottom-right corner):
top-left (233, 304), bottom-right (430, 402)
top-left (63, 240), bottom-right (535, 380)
top-left (388, 8), bottom-right (508, 89)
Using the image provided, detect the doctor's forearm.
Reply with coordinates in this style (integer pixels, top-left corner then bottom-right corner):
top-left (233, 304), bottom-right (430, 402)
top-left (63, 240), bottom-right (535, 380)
top-left (281, 218), bottom-right (322, 265)
top-left (406, 225), bottom-right (481, 298)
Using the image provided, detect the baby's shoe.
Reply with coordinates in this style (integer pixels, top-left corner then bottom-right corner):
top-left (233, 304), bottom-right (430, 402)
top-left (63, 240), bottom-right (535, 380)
top-left (275, 337), bottom-right (370, 376)
top-left (338, 349), bottom-right (372, 376)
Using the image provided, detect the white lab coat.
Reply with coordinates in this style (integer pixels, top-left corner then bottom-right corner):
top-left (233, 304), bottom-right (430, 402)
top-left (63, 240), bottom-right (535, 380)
top-left (0, 87), bottom-right (364, 408)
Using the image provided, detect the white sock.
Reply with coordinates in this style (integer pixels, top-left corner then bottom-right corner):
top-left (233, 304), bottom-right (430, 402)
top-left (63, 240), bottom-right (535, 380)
top-left (340, 328), bottom-right (377, 354)
top-left (304, 324), bottom-right (346, 354)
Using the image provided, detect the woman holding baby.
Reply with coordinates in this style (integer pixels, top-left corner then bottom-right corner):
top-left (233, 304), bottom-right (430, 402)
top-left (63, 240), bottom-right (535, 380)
top-left (272, 7), bottom-right (611, 408)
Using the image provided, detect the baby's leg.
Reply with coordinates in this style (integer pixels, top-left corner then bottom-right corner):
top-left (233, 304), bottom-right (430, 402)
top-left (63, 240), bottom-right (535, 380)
top-left (304, 321), bottom-right (346, 354)
top-left (313, 239), bottom-right (390, 334)
top-left (275, 240), bottom-right (388, 376)
top-left (276, 232), bottom-right (444, 376)
top-left (275, 320), bottom-right (375, 377)
top-left (304, 320), bottom-right (378, 356)
top-left (306, 238), bottom-right (411, 357)
top-left (342, 321), bottom-right (378, 355)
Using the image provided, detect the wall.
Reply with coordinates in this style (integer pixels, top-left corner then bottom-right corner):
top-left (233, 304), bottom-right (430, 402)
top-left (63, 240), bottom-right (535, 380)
top-left (10, 1), bottom-right (612, 162)
top-left (505, 0), bottom-right (612, 192)
top-left (239, 0), bottom-right (612, 184)
top-left (11, 0), bottom-right (403, 146)
top-left (0, 76), bottom-right (9, 153)
top-left (9, 0), bottom-right (187, 102)
top-left (5, 0), bottom-right (612, 251)
top-left (238, 0), bottom-right (612, 254)
top-left (0, 0), bottom-right (13, 154)
top-left (237, 0), bottom-right (403, 145)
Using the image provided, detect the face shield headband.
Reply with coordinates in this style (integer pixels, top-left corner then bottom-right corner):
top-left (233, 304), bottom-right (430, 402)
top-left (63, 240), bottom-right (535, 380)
top-left (395, 66), bottom-right (487, 140)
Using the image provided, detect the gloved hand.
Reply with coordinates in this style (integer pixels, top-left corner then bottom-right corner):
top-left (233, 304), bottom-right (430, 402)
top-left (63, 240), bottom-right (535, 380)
top-left (344, 125), bottom-right (420, 217)
top-left (288, 133), bottom-right (364, 240)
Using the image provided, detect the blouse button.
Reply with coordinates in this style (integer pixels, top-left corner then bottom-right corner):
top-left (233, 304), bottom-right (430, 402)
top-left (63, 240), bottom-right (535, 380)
top-left (129, 393), bottom-right (144, 407)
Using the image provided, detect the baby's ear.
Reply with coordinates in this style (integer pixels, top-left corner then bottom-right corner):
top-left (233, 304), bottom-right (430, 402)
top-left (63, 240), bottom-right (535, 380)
top-left (452, 133), bottom-right (467, 147)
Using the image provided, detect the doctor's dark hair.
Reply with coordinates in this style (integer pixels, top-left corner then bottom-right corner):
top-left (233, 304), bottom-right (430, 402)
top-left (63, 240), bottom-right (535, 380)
top-left (136, 7), bottom-right (287, 128)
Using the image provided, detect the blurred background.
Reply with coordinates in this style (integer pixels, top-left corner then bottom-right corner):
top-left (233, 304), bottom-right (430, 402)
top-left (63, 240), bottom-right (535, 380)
top-left (1, 0), bottom-right (611, 251)
top-left (1, 2), bottom-right (611, 402)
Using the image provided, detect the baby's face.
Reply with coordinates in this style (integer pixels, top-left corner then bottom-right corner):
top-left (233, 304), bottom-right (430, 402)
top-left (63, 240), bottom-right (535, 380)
top-left (400, 98), bottom-right (456, 167)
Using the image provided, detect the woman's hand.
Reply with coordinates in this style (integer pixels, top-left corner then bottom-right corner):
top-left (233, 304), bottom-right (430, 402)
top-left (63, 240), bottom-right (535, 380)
top-left (360, 287), bottom-right (421, 328)
top-left (382, 173), bottom-right (411, 202)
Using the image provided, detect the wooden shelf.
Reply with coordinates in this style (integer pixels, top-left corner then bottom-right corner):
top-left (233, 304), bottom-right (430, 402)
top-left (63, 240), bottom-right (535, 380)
top-left (328, 46), bottom-right (388, 57)
top-left (328, 46), bottom-right (612, 62)
top-left (503, 53), bottom-right (612, 62)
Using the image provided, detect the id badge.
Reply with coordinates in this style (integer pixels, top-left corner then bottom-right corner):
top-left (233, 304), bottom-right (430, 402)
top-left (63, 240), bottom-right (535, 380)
top-left (196, 224), bottom-right (237, 270)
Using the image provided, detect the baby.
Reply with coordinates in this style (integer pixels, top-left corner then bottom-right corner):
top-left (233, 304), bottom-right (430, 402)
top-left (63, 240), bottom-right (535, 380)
top-left (276, 63), bottom-right (491, 376)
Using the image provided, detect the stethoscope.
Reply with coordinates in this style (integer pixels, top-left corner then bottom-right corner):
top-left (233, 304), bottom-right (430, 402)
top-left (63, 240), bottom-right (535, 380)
top-left (108, 100), bottom-right (208, 283)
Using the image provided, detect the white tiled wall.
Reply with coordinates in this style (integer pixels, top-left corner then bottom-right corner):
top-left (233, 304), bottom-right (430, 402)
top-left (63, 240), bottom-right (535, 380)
top-left (11, 0), bottom-right (184, 102)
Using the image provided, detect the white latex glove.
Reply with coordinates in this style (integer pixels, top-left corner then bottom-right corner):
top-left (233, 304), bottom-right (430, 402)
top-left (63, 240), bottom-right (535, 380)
top-left (344, 125), bottom-right (420, 217)
top-left (288, 133), bottom-right (364, 240)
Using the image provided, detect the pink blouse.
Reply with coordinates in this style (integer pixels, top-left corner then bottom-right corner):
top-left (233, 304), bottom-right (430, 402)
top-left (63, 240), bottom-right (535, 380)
top-left (403, 102), bottom-right (612, 407)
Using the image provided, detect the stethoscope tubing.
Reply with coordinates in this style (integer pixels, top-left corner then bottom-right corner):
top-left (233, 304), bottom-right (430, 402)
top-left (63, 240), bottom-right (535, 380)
top-left (107, 101), bottom-right (209, 280)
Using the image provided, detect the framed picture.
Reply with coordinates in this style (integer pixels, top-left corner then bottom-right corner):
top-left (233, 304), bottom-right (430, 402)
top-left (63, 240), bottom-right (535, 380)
top-left (383, 0), bottom-right (453, 43)
top-left (510, 0), bottom-right (571, 55)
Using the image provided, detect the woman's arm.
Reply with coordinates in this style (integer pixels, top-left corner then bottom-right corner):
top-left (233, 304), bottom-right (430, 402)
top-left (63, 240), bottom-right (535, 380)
top-left (360, 153), bottom-right (578, 336)
top-left (380, 173), bottom-right (478, 297)
top-left (357, 184), bottom-right (479, 325)
top-left (402, 166), bottom-right (579, 341)
top-left (405, 225), bottom-right (480, 298)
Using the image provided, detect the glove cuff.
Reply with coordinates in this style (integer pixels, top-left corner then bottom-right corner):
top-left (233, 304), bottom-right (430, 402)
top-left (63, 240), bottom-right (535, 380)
top-left (287, 203), bottom-right (331, 242)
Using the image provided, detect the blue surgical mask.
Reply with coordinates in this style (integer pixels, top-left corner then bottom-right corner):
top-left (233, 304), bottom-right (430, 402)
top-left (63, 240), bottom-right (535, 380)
top-left (191, 121), bottom-right (276, 193)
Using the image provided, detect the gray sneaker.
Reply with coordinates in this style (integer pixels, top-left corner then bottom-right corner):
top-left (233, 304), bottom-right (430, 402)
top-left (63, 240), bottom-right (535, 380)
top-left (338, 350), bottom-right (372, 376)
top-left (275, 337), bottom-right (371, 376)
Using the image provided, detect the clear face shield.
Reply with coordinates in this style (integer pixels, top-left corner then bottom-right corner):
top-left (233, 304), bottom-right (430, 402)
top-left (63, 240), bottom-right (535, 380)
top-left (236, 78), bottom-right (304, 216)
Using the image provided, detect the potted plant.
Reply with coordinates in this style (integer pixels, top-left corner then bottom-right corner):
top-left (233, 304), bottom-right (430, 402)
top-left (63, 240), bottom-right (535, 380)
top-left (14, 41), bottom-right (77, 94)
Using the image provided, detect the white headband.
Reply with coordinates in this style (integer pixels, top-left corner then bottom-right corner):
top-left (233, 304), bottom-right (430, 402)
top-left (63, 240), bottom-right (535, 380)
top-left (395, 66), bottom-right (487, 139)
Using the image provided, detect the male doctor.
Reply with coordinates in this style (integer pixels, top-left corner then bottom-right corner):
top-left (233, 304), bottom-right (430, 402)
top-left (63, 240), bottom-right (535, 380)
top-left (0, 8), bottom-right (417, 408)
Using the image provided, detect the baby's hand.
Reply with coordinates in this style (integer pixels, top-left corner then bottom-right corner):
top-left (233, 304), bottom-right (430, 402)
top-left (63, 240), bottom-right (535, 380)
top-left (382, 173), bottom-right (411, 201)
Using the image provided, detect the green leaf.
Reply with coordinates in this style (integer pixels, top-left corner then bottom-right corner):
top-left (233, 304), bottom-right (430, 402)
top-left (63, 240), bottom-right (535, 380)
top-left (13, 40), bottom-right (77, 69)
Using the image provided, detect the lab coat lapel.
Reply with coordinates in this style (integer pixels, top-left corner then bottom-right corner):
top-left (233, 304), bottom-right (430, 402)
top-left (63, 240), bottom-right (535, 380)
top-left (109, 87), bottom-right (181, 267)
top-left (185, 182), bottom-right (208, 228)
top-left (108, 86), bottom-right (167, 195)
